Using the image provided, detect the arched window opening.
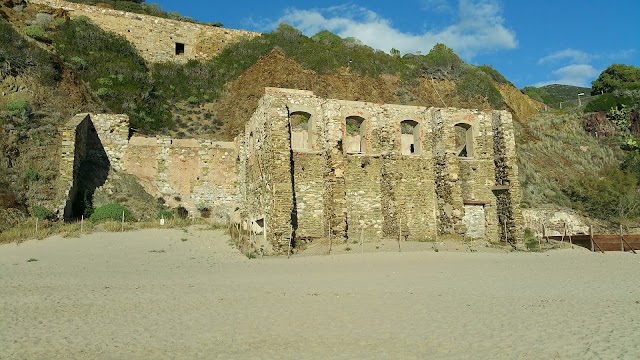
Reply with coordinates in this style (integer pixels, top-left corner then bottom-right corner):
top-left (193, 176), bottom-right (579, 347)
top-left (289, 111), bottom-right (312, 150)
top-left (454, 123), bottom-right (473, 158)
top-left (345, 116), bottom-right (365, 154)
top-left (400, 120), bottom-right (421, 155)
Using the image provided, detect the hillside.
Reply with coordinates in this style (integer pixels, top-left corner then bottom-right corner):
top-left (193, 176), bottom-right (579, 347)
top-left (6, 0), bottom-right (634, 235)
top-left (522, 84), bottom-right (591, 107)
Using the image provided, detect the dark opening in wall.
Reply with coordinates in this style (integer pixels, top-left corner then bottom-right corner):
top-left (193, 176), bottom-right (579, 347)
top-left (345, 116), bottom-right (366, 154)
top-left (289, 111), bottom-right (312, 151)
top-left (63, 117), bottom-right (111, 221)
top-left (400, 120), bottom-right (421, 155)
top-left (454, 123), bottom-right (474, 158)
top-left (175, 42), bottom-right (185, 55)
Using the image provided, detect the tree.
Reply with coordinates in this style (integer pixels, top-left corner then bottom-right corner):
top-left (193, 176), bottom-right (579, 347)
top-left (591, 64), bottom-right (640, 95)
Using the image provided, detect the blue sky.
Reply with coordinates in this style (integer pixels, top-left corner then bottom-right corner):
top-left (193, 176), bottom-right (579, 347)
top-left (152, 0), bottom-right (639, 89)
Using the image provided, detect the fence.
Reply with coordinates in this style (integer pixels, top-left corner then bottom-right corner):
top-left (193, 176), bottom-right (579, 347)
top-left (542, 223), bottom-right (638, 253)
top-left (542, 93), bottom-right (602, 111)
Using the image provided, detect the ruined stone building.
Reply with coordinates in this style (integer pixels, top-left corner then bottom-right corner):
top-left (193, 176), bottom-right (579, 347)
top-left (57, 89), bottom-right (523, 255)
top-left (29, 0), bottom-right (259, 63)
top-left (238, 88), bottom-right (523, 254)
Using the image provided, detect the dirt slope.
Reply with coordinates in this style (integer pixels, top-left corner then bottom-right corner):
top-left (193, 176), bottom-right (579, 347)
top-left (214, 50), bottom-right (535, 138)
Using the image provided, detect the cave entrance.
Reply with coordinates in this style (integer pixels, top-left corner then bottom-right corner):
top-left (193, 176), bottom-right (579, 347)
top-left (63, 117), bottom-right (110, 221)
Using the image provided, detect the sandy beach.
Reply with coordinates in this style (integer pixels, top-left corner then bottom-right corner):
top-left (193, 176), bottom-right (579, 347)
top-left (1, 228), bottom-right (639, 359)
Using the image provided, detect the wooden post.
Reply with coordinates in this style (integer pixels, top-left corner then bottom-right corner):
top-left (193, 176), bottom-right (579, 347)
top-left (398, 216), bottom-right (402, 252)
top-left (121, 211), bottom-right (125, 232)
top-left (35, 217), bottom-right (38, 236)
top-left (589, 225), bottom-right (594, 252)
top-left (503, 221), bottom-right (508, 244)
top-left (621, 224), bottom-right (624, 252)
top-left (542, 222), bottom-right (547, 243)
top-left (561, 223), bottom-right (566, 243)
top-left (81, 215), bottom-right (84, 234)
top-left (568, 224), bottom-right (573, 245)
top-left (288, 226), bottom-right (293, 258)
top-left (538, 232), bottom-right (541, 250)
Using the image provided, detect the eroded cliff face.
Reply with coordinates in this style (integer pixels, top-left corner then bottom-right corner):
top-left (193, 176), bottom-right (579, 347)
top-left (213, 51), bottom-right (539, 139)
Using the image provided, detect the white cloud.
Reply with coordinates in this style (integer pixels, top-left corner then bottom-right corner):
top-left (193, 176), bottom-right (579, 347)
top-left (421, 0), bottom-right (453, 13)
top-left (275, 0), bottom-right (517, 59)
top-left (538, 49), bottom-right (591, 64)
top-left (538, 48), bottom-right (636, 65)
top-left (533, 64), bottom-right (599, 87)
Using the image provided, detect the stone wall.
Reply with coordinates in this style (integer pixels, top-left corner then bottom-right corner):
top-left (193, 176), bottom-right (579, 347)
top-left (57, 113), bottom-right (129, 218)
top-left (238, 88), bottom-right (523, 254)
top-left (123, 137), bottom-right (237, 222)
top-left (58, 114), bottom-right (237, 222)
top-left (29, 0), bottom-right (260, 63)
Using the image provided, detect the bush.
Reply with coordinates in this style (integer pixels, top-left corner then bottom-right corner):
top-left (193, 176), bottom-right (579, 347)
top-left (23, 25), bottom-right (50, 42)
top-left (90, 203), bottom-right (133, 223)
top-left (176, 206), bottom-right (189, 219)
top-left (584, 93), bottom-right (633, 113)
top-left (477, 65), bottom-right (512, 86)
top-left (32, 206), bottom-right (54, 220)
top-left (565, 166), bottom-right (640, 221)
top-left (35, 13), bottom-right (54, 30)
top-left (25, 169), bottom-right (40, 181)
top-left (457, 67), bottom-right (504, 108)
top-left (0, 20), bottom-right (56, 84)
top-left (4, 100), bottom-right (31, 113)
top-left (53, 18), bottom-right (172, 132)
top-left (156, 209), bottom-right (174, 220)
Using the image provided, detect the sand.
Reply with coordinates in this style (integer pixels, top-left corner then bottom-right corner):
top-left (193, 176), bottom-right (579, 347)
top-left (1, 228), bottom-right (639, 359)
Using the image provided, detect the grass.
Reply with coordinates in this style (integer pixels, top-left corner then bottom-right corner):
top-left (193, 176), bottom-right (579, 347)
top-left (27, 258), bottom-right (38, 262)
top-left (516, 111), bottom-right (623, 209)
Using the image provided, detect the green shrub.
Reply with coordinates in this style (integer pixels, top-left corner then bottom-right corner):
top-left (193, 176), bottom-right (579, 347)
top-left (477, 65), bottom-right (512, 85)
top-left (187, 96), bottom-right (199, 104)
top-left (4, 100), bottom-right (31, 113)
top-left (24, 25), bottom-right (50, 42)
top-left (32, 206), bottom-right (54, 220)
top-left (90, 204), bottom-right (133, 223)
top-left (53, 18), bottom-right (172, 132)
top-left (68, 56), bottom-right (87, 70)
top-left (457, 67), bottom-right (504, 108)
top-left (96, 87), bottom-right (111, 97)
top-left (565, 166), bottom-right (640, 221)
top-left (156, 209), bottom-right (174, 220)
top-left (421, 43), bottom-right (464, 78)
top-left (584, 93), bottom-right (633, 113)
top-left (25, 169), bottom-right (40, 181)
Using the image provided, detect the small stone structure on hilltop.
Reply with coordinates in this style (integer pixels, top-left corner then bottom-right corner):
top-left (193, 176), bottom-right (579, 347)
top-left (29, 0), bottom-right (260, 63)
top-left (237, 88), bottom-right (523, 254)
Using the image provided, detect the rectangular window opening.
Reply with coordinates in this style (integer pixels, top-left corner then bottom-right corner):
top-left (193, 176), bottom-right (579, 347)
top-left (175, 42), bottom-right (185, 56)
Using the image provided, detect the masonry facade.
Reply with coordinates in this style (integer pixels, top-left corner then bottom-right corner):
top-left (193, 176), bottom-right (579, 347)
top-left (57, 114), bottom-right (237, 222)
top-left (58, 89), bottom-right (523, 253)
top-left (238, 88), bottom-right (523, 254)
top-left (29, 0), bottom-right (260, 63)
